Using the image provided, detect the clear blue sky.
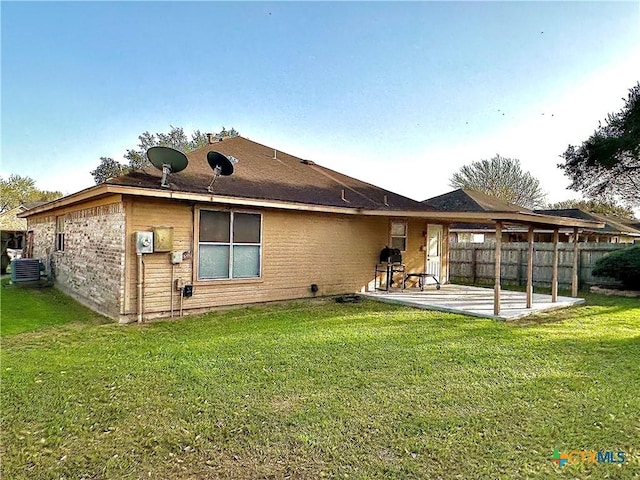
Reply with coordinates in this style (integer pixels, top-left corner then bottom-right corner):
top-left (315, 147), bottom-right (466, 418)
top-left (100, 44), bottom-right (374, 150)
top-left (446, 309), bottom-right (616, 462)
top-left (2, 1), bottom-right (639, 207)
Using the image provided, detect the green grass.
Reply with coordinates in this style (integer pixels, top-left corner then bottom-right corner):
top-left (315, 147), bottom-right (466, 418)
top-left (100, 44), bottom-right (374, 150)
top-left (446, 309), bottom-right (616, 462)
top-left (0, 280), bottom-right (107, 336)
top-left (1, 285), bottom-right (639, 479)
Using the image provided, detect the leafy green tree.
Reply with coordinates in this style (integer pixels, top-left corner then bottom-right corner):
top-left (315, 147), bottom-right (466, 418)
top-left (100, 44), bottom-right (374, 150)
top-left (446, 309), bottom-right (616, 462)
top-left (90, 157), bottom-right (128, 185)
top-left (91, 126), bottom-right (240, 183)
top-left (449, 154), bottom-right (547, 209)
top-left (0, 174), bottom-right (63, 212)
top-left (559, 83), bottom-right (640, 207)
top-left (125, 126), bottom-right (239, 171)
top-left (546, 199), bottom-right (636, 220)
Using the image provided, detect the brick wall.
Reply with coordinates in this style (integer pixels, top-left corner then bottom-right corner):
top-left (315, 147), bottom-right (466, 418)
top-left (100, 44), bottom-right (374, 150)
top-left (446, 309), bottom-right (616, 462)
top-left (30, 203), bottom-right (126, 319)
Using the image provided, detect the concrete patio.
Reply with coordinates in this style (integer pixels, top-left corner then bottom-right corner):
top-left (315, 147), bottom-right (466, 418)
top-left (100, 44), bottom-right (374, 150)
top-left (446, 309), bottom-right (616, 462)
top-left (362, 284), bottom-right (585, 320)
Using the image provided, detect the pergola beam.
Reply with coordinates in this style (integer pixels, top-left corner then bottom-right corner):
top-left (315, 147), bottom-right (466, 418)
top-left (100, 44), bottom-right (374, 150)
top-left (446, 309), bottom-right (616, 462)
top-left (494, 221), bottom-right (502, 315)
top-left (552, 228), bottom-right (559, 302)
top-left (572, 227), bottom-right (579, 297)
top-left (526, 225), bottom-right (534, 309)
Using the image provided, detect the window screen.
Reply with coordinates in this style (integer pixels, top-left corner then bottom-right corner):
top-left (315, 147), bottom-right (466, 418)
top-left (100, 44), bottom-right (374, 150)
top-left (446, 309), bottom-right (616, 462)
top-left (390, 221), bottom-right (407, 251)
top-left (198, 210), bottom-right (261, 280)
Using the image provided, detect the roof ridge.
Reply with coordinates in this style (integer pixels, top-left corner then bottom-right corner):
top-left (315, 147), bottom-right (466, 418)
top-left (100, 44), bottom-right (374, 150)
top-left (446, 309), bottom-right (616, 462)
top-left (305, 163), bottom-right (380, 207)
top-left (309, 162), bottom-right (426, 207)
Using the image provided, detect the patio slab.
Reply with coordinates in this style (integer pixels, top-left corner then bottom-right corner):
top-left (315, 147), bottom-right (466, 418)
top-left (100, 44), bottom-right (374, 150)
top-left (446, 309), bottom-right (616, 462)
top-left (362, 284), bottom-right (585, 320)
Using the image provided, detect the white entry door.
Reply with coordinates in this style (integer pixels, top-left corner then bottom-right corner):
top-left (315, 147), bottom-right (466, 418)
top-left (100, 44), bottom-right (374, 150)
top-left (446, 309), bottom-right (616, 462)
top-left (425, 224), bottom-right (442, 283)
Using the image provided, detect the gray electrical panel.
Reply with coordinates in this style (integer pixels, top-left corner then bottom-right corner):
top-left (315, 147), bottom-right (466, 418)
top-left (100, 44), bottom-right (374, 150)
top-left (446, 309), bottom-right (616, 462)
top-left (135, 232), bottom-right (153, 254)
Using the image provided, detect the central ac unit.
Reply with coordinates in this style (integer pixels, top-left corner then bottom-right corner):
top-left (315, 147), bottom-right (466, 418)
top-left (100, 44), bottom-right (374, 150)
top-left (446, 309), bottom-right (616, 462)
top-left (10, 258), bottom-right (43, 283)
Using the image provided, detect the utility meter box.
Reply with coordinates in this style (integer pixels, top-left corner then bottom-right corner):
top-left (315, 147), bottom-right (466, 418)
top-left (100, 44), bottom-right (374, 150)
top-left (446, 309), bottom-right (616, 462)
top-left (135, 232), bottom-right (154, 254)
top-left (153, 227), bottom-right (173, 252)
top-left (170, 251), bottom-right (183, 264)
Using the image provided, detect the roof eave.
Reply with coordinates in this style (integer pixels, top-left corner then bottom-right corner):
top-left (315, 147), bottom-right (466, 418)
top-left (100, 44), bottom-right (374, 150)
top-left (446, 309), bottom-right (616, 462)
top-left (19, 184), bottom-right (605, 230)
top-left (19, 184), bottom-right (377, 217)
top-left (19, 184), bottom-right (113, 217)
top-left (359, 209), bottom-right (605, 229)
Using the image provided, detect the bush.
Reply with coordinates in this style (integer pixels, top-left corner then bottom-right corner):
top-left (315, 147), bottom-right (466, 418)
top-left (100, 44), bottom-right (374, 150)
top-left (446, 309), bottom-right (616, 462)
top-left (592, 245), bottom-right (640, 290)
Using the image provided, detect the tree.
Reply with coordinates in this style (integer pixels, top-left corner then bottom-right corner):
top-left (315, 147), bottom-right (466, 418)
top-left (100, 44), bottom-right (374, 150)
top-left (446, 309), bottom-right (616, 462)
top-left (546, 199), bottom-right (636, 220)
top-left (0, 174), bottom-right (63, 212)
top-left (559, 83), bottom-right (640, 207)
top-left (592, 245), bottom-right (640, 290)
top-left (90, 157), bottom-right (128, 185)
top-left (125, 126), bottom-right (239, 171)
top-left (91, 126), bottom-right (240, 183)
top-left (449, 154), bottom-right (547, 209)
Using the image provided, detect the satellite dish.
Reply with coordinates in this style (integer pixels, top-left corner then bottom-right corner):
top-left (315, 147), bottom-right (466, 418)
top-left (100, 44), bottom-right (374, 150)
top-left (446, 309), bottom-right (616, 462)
top-left (207, 151), bottom-right (237, 192)
top-left (147, 147), bottom-right (188, 188)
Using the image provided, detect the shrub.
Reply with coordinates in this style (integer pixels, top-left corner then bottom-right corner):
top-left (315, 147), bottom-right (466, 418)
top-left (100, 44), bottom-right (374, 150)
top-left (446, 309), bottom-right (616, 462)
top-left (592, 245), bottom-right (640, 290)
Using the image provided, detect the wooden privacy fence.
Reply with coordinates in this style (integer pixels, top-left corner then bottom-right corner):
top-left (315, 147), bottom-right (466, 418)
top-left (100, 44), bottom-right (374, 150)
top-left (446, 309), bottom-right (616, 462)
top-left (449, 242), bottom-right (627, 290)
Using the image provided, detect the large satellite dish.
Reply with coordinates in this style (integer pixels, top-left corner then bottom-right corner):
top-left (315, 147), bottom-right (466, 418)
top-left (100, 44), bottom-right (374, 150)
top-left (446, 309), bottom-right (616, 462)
top-left (207, 151), bottom-right (237, 192)
top-left (147, 146), bottom-right (188, 188)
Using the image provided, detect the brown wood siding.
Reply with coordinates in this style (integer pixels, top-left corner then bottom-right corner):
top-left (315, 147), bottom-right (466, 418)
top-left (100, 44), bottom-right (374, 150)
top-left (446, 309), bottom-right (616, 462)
top-left (123, 198), bottom-right (448, 319)
top-left (124, 198), bottom-right (194, 316)
top-left (124, 198), bottom-right (447, 318)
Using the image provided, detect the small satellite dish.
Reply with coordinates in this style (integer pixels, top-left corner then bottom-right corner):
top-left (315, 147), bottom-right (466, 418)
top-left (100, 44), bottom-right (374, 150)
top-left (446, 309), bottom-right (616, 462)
top-left (207, 151), bottom-right (236, 192)
top-left (147, 147), bottom-right (188, 188)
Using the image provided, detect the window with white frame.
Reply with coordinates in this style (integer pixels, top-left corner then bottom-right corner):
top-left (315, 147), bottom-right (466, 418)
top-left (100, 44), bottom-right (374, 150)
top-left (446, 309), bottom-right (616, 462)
top-left (390, 221), bottom-right (407, 251)
top-left (55, 216), bottom-right (65, 251)
top-left (198, 210), bottom-right (262, 280)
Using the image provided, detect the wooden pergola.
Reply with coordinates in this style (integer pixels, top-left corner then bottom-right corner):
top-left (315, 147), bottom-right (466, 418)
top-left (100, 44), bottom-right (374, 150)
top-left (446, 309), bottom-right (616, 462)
top-left (363, 209), bottom-right (604, 315)
top-left (491, 221), bottom-right (587, 315)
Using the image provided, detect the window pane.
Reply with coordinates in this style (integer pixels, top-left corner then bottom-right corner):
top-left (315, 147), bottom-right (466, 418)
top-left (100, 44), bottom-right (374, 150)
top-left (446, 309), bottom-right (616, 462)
top-left (200, 211), bottom-right (230, 242)
top-left (233, 245), bottom-right (260, 278)
top-left (390, 222), bottom-right (406, 236)
top-left (233, 213), bottom-right (260, 243)
top-left (56, 234), bottom-right (65, 252)
top-left (428, 235), bottom-right (439, 256)
top-left (199, 245), bottom-right (230, 279)
top-left (391, 237), bottom-right (406, 251)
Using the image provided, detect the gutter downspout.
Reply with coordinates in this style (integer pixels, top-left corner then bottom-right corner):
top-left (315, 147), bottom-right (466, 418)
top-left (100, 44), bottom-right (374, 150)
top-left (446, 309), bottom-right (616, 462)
top-left (170, 264), bottom-right (175, 318)
top-left (137, 253), bottom-right (144, 323)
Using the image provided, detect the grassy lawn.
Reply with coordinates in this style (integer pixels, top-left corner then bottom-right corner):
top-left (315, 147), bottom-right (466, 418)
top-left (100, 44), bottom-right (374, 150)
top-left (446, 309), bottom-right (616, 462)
top-left (0, 280), bottom-right (108, 336)
top-left (1, 285), bottom-right (639, 479)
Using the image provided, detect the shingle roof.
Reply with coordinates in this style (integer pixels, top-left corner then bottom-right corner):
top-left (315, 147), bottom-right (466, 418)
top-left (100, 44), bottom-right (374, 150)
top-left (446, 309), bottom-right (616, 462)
top-left (422, 189), bottom-right (530, 213)
top-left (533, 208), bottom-right (594, 222)
top-left (449, 209), bottom-right (640, 236)
top-left (108, 136), bottom-right (433, 211)
top-left (535, 209), bottom-right (640, 235)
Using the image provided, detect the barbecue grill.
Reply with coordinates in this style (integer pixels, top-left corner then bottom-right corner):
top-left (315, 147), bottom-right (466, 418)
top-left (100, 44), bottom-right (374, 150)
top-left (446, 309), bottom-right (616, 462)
top-left (375, 246), bottom-right (405, 291)
top-left (379, 246), bottom-right (402, 264)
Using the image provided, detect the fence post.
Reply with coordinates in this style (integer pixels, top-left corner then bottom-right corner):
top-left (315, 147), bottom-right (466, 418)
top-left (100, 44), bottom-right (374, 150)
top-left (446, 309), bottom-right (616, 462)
top-left (516, 245), bottom-right (522, 286)
top-left (472, 247), bottom-right (477, 284)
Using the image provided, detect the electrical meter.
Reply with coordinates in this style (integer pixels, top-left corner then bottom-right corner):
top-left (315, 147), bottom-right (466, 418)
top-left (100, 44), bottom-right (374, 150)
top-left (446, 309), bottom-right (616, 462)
top-left (135, 232), bottom-right (153, 254)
